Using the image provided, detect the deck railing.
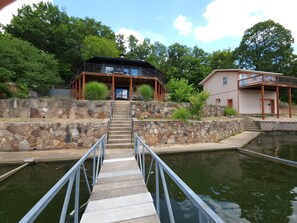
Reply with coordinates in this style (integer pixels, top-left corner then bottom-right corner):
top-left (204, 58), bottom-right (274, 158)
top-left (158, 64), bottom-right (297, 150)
top-left (238, 74), bottom-right (297, 88)
top-left (19, 134), bottom-right (106, 223)
top-left (134, 133), bottom-right (224, 223)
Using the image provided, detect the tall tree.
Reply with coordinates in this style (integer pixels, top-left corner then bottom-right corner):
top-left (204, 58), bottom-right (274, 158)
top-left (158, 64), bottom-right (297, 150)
top-left (5, 2), bottom-right (115, 84)
top-left (81, 36), bottom-right (119, 59)
top-left (209, 49), bottom-right (236, 70)
top-left (0, 34), bottom-right (61, 93)
top-left (234, 20), bottom-right (294, 73)
top-left (116, 34), bottom-right (126, 54)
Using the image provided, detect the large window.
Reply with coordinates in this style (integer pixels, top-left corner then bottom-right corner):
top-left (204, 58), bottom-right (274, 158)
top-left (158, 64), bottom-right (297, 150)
top-left (106, 66), bottom-right (114, 73)
top-left (131, 68), bottom-right (139, 76)
top-left (222, 76), bottom-right (228, 85)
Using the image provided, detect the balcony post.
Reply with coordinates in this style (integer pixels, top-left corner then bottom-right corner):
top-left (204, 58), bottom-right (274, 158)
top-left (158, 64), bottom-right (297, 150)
top-left (289, 87), bottom-right (292, 118)
top-left (78, 76), bottom-right (81, 100)
top-left (82, 74), bottom-right (86, 100)
top-left (129, 77), bottom-right (133, 101)
top-left (261, 84), bottom-right (265, 120)
top-left (276, 86), bottom-right (279, 118)
top-left (154, 80), bottom-right (157, 101)
top-left (111, 76), bottom-right (115, 100)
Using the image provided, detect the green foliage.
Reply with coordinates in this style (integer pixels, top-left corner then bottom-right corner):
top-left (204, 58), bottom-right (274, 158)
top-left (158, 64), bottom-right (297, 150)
top-left (224, 107), bottom-right (238, 116)
top-left (0, 34), bottom-right (61, 94)
top-left (5, 2), bottom-right (115, 84)
top-left (138, 84), bottom-right (154, 101)
top-left (234, 20), bottom-right (294, 73)
top-left (172, 107), bottom-right (191, 122)
top-left (167, 78), bottom-right (195, 102)
top-left (85, 82), bottom-right (108, 100)
top-left (0, 83), bottom-right (13, 99)
top-left (189, 91), bottom-right (209, 119)
top-left (14, 83), bottom-right (29, 99)
top-left (82, 36), bottom-right (119, 59)
top-left (209, 49), bottom-right (236, 70)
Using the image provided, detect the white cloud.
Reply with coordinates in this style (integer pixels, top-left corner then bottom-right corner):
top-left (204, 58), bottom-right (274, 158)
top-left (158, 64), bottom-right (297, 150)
top-left (0, 0), bottom-right (52, 26)
top-left (173, 15), bottom-right (193, 36)
top-left (194, 0), bottom-right (297, 43)
top-left (116, 27), bottom-right (144, 45)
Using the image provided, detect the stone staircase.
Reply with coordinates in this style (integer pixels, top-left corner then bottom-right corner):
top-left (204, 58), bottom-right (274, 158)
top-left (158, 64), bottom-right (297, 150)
top-left (244, 117), bottom-right (261, 132)
top-left (107, 101), bottom-right (132, 149)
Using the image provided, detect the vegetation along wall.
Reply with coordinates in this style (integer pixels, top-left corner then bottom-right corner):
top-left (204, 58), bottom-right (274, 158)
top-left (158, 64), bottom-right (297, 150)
top-left (133, 118), bottom-right (244, 146)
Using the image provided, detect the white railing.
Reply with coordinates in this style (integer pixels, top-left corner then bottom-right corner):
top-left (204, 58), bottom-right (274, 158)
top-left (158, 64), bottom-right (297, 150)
top-left (19, 134), bottom-right (106, 223)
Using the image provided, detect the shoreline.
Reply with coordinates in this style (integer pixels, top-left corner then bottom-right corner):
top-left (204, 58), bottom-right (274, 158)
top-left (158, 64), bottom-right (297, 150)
top-left (0, 131), bottom-right (260, 165)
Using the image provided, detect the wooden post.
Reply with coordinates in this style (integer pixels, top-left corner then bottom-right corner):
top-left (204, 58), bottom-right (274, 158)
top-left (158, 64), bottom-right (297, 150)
top-left (74, 80), bottom-right (77, 99)
top-left (129, 77), bottom-right (133, 101)
top-left (78, 77), bottom-right (81, 100)
top-left (261, 84), bottom-right (265, 120)
top-left (154, 80), bottom-right (157, 101)
top-left (276, 86), bottom-right (279, 118)
top-left (111, 76), bottom-right (115, 100)
top-left (289, 87), bottom-right (292, 118)
top-left (82, 74), bottom-right (86, 100)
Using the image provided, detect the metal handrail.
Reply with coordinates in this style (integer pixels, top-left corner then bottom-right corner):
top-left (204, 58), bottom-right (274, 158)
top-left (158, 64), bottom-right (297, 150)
top-left (134, 133), bottom-right (224, 223)
top-left (20, 134), bottom-right (107, 223)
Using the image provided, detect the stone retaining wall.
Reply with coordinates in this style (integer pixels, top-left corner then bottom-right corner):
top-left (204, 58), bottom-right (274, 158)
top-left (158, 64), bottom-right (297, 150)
top-left (0, 99), bottom-right (111, 119)
top-left (133, 118), bottom-right (244, 146)
top-left (256, 121), bottom-right (297, 131)
top-left (0, 119), bottom-right (108, 151)
top-left (131, 101), bottom-right (224, 119)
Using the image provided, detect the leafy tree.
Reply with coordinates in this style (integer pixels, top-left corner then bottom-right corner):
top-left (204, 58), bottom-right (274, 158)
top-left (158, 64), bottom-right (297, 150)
top-left (5, 2), bottom-right (115, 83)
top-left (85, 82), bottom-right (108, 100)
top-left (81, 36), bottom-right (119, 59)
top-left (209, 49), bottom-right (236, 70)
top-left (167, 43), bottom-right (191, 65)
top-left (0, 34), bottom-right (61, 94)
top-left (116, 34), bottom-right (126, 54)
top-left (166, 78), bottom-right (195, 102)
top-left (234, 20), bottom-right (294, 73)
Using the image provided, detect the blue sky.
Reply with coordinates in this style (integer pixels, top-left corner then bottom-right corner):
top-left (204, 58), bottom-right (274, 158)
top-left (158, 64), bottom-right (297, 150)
top-left (1, 0), bottom-right (297, 53)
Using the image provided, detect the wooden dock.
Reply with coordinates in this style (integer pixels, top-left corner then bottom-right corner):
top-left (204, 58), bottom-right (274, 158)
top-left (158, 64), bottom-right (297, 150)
top-left (80, 149), bottom-right (160, 223)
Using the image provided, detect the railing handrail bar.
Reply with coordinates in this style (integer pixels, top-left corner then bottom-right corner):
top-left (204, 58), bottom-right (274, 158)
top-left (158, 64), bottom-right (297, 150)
top-left (134, 133), bottom-right (224, 223)
top-left (19, 134), bottom-right (106, 223)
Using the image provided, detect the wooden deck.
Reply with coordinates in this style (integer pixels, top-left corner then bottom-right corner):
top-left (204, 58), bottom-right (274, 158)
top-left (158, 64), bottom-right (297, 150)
top-left (80, 149), bottom-right (160, 223)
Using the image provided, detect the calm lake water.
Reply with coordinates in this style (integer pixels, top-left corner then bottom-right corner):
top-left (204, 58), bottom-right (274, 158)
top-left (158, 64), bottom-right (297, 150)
top-left (0, 161), bottom-right (91, 223)
top-left (147, 134), bottom-right (297, 222)
top-left (1, 133), bottom-right (297, 222)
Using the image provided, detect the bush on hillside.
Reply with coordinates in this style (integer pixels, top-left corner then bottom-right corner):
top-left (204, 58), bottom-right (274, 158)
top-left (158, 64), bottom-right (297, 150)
top-left (189, 91), bottom-right (209, 119)
top-left (85, 81), bottom-right (108, 100)
top-left (172, 107), bottom-right (191, 122)
top-left (138, 84), bottom-right (154, 101)
top-left (166, 78), bottom-right (195, 102)
top-left (224, 107), bottom-right (238, 116)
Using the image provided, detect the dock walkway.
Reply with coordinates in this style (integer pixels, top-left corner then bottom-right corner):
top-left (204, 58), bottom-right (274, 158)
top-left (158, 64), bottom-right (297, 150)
top-left (80, 149), bottom-right (160, 223)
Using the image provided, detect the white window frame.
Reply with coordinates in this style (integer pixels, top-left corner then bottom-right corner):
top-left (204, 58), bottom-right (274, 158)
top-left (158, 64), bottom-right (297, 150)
top-left (222, 76), bottom-right (228, 85)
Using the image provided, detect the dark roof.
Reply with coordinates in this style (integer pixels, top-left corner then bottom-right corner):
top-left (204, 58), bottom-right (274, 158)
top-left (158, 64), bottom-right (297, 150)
top-left (84, 56), bottom-right (157, 69)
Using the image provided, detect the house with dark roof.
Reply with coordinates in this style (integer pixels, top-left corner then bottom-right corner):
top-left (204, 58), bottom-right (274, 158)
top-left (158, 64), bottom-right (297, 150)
top-left (70, 56), bottom-right (166, 101)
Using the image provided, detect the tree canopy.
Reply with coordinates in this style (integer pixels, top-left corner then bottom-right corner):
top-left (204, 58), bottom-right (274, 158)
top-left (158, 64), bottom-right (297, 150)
top-left (0, 34), bottom-right (61, 93)
top-left (234, 20), bottom-right (294, 73)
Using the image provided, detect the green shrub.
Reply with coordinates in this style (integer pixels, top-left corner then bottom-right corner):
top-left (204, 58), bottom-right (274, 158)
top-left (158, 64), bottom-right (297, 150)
top-left (14, 83), bottom-right (29, 99)
top-left (189, 91), bottom-right (209, 119)
top-left (0, 83), bottom-right (13, 99)
top-left (138, 84), bottom-right (153, 101)
top-left (224, 107), bottom-right (238, 116)
top-left (172, 107), bottom-right (191, 122)
top-left (166, 78), bottom-right (195, 102)
top-left (85, 81), bottom-right (108, 100)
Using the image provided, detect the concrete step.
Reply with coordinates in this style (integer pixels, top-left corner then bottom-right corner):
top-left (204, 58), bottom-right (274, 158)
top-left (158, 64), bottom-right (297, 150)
top-left (109, 135), bottom-right (131, 140)
top-left (109, 132), bottom-right (131, 137)
top-left (110, 124), bottom-right (130, 128)
top-left (109, 126), bottom-right (131, 131)
top-left (110, 120), bottom-right (130, 124)
top-left (112, 115), bottom-right (130, 118)
top-left (106, 143), bottom-right (133, 149)
top-left (108, 138), bottom-right (132, 144)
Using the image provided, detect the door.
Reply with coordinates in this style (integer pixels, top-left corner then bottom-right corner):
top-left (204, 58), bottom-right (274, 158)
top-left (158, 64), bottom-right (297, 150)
top-left (227, 99), bottom-right (233, 108)
top-left (264, 99), bottom-right (274, 114)
top-left (115, 87), bottom-right (128, 100)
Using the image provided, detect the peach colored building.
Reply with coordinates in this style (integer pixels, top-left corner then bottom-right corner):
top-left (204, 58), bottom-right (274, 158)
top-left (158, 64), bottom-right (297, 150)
top-left (199, 69), bottom-right (297, 119)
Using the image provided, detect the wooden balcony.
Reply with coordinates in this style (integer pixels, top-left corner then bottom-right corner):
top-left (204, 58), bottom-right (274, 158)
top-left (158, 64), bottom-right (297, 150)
top-left (238, 74), bottom-right (297, 90)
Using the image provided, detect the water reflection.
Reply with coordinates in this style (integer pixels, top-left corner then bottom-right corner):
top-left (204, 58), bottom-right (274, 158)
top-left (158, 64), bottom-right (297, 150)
top-left (148, 150), bottom-right (297, 222)
top-left (245, 132), bottom-right (297, 161)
